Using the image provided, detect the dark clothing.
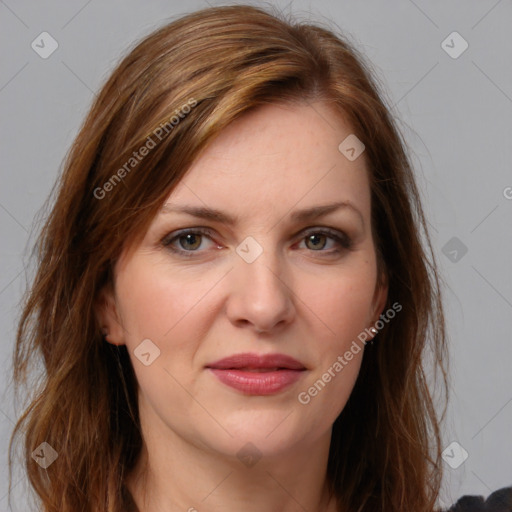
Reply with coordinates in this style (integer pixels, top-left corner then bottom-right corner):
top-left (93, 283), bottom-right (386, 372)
top-left (445, 486), bottom-right (512, 512)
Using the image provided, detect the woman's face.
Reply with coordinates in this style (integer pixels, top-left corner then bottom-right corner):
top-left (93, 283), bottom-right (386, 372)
top-left (99, 101), bottom-right (387, 459)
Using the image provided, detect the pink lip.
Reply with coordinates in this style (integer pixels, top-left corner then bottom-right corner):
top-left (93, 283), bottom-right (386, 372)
top-left (206, 353), bottom-right (307, 395)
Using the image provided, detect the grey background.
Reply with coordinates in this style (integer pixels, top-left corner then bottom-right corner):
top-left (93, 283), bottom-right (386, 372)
top-left (1, 0), bottom-right (511, 510)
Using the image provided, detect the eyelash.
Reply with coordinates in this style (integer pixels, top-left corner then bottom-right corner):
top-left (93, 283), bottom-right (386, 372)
top-left (161, 227), bottom-right (352, 258)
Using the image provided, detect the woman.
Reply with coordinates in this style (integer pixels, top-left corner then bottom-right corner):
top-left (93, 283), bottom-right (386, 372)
top-left (9, 4), bottom-right (510, 512)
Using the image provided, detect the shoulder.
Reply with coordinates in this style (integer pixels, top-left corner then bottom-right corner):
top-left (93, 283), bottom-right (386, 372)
top-left (444, 486), bottom-right (512, 511)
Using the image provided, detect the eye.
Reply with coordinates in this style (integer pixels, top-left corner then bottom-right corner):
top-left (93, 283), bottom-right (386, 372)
top-left (161, 226), bottom-right (352, 257)
top-left (162, 228), bottom-right (218, 256)
top-left (298, 228), bottom-right (352, 254)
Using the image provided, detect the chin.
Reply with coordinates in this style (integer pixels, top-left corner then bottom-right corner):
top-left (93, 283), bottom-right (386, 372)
top-left (202, 411), bottom-right (317, 457)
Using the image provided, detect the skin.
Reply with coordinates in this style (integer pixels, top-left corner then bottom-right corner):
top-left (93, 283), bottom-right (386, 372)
top-left (97, 100), bottom-right (388, 512)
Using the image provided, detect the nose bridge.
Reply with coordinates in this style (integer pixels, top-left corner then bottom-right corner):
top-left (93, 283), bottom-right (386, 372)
top-left (228, 234), bottom-right (294, 331)
top-left (235, 234), bottom-right (287, 295)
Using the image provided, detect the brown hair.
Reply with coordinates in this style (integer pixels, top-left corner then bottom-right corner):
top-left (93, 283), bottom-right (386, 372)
top-left (10, 4), bottom-right (448, 511)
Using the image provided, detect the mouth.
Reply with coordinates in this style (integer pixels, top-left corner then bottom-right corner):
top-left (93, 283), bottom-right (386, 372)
top-left (206, 352), bottom-right (306, 371)
top-left (206, 353), bottom-right (307, 395)
top-left (221, 367), bottom-right (290, 372)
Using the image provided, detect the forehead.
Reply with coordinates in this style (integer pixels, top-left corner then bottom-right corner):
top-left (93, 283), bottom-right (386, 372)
top-left (164, 101), bottom-right (371, 222)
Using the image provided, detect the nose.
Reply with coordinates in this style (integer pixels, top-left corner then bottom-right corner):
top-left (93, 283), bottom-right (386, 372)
top-left (225, 246), bottom-right (295, 335)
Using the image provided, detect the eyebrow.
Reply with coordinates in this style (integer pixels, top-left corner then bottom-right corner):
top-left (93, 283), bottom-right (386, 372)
top-left (160, 200), bottom-right (364, 227)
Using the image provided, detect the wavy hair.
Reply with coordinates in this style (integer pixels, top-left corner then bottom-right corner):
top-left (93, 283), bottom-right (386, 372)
top-left (10, 4), bottom-right (448, 511)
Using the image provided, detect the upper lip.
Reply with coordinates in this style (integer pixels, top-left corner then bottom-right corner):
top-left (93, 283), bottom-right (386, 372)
top-left (206, 353), bottom-right (306, 370)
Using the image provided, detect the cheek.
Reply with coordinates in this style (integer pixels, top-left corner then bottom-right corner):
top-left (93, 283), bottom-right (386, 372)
top-left (294, 264), bottom-right (374, 424)
top-left (299, 256), bottom-right (378, 344)
top-left (115, 257), bottom-right (214, 346)
top-left (114, 259), bottom-right (213, 415)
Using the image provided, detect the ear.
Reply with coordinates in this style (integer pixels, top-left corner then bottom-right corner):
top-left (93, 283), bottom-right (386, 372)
top-left (94, 285), bottom-right (126, 346)
top-left (367, 271), bottom-right (389, 340)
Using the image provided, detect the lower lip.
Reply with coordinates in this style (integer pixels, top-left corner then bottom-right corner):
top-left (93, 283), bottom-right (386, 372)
top-left (208, 368), bottom-right (304, 395)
